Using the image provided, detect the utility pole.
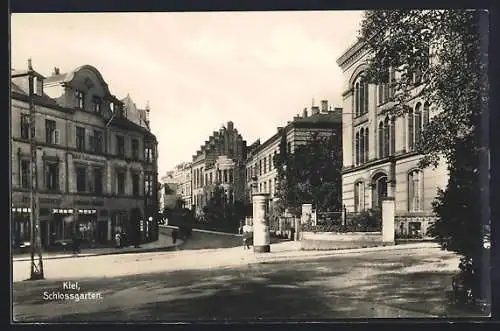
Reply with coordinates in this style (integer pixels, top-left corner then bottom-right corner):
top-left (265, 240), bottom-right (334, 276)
top-left (27, 58), bottom-right (44, 280)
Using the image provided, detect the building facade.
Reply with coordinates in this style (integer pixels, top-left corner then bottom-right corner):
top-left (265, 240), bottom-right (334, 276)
top-left (10, 64), bottom-right (159, 248)
top-left (245, 101), bottom-right (342, 209)
top-left (336, 40), bottom-right (448, 237)
top-left (161, 162), bottom-right (192, 210)
top-left (191, 121), bottom-right (247, 216)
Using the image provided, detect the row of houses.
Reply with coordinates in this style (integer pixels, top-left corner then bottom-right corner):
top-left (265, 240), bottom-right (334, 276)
top-left (161, 37), bottom-right (449, 237)
top-left (160, 101), bottom-right (343, 217)
top-left (10, 63), bottom-right (160, 249)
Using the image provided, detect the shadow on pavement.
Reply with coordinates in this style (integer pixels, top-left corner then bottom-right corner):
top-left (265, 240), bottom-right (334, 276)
top-left (13, 250), bottom-right (485, 321)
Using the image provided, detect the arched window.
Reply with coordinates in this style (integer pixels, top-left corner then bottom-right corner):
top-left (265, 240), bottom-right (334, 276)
top-left (408, 170), bottom-right (424, 212)
top-left (408, 110), bottom-right (414, 151)
top-left (364, 128), bottom-right (369, 163)
top-left (355, 82), bottom-right (360, 117)
top-left (363, 80), bottom-right (369, 114)
top-left (360, 128), bottom-right (365, 164)
top-left (423, 102), bottom-right (430, 126)
top-left (414, 102), bottom-right (422, 145)
top-left (354, 181), bottom-right (364, 212)
top-left (355, 131), bottom-right (360, 165)
top-left (384, 117), bottom-right (390, 158)
top-left (378, 121), bottom-right (384, 159)
top-left (359, 81), bottom-right (365, 115)
top-left (390, 117), bottom-right (396, 155)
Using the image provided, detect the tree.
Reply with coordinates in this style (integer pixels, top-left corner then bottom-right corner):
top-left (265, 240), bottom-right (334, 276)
top-left (359, 10), bottom-right (489, 299)
top-left (275, 131), bottom-right (342, 216)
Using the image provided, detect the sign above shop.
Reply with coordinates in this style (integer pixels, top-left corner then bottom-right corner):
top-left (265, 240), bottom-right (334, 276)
top-left (78, 209), bottom-right (97, 214)
top-left (22, 196), bottom-right (62, 205)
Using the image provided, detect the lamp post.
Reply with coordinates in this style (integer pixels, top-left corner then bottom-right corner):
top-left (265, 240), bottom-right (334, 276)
top-left (12, 59), bottom-right (45, 280)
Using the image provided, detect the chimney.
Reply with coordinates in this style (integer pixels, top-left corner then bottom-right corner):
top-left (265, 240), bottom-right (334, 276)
top-left (53, 67), bottom-right (60, 75)
top-left (302, 108), bottom-right (308, 118)
top-left (277, 127), bottom-right (283, 133)
top-left (311, 106), bottom-right (320, 115)
top-left (321, 100), bottom-right (328, 113)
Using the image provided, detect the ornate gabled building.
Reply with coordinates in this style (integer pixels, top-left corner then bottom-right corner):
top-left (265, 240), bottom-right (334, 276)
top-left (336, 40), bottom-right (448, 237)
top-left (191, 121), bottom-right (247, 216)
top-left (245, 101), bottom-right (342, 207)
top-left (10, 63), bottom-right (159, 249)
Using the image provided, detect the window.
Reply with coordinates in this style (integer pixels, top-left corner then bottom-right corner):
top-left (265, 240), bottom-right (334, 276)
top-left (94, 130), bottom-right (103, 153)
top-left (20, 114), bottom-right (30, 139)
top-left (75, 90), bottom-right (85, 109)
top-left (223, 169), bottom-right (228, 183)
top-left (144, 174), bottom-right (153, 196)
top-left (378, 122), bottom-right (384, 159)
top-left (269, 179), bottom-right (272, 195)
top-left (269, 155), bottom-right (272, 172)
top-left (408, 102), bottom-right (429, 151)
top-left (378, 68), bottom-right (395, 105)
top-left (355, 132), bottom-right (360, 165)
top-left (92, 96), bottom-right (101, 114)
top-left (355, 127), bottom-right (369, 165)
top-left (132, 173), bottom-right (140, 196)
top-left (144, 146), bottom-right (153, 163)
top-left (217, 169), bottom-right (222, 183)
top-left (46, 162), bottom-right (59, 191)
top-left (116, 171), bottom-right (125, 195)
top-left (93, 168), bottom-right (103, 194)
top-left (201, 168), bottom-right (204, 186)
top-left (379, 117), bottom-right (396, 158)
top-left (259, 160), bottom-right (262, 176)
top-left (34, 76), bottom-right (43, 96)
top-left (131, 139), bottom-right (139, 160)
top-left (384, 118), bottom-right (390, 158)
top-left (116, 135), bottom-right (125, 158)
top-left (229, 169), bottom-right (233, 183)
top-left (45, 119), bottom-right (56, 144)
top-left (263, 158), bottom-right (267, 174)
top-left (354, 76), bottom-right (369, 116)
top-left (273, 151), bottom-right (278, 169)
top-left (76, 127), bottom-right (85, 151)
top-left (76, 167), bottom-right (86, 192)
top-left (287, 142), bottom-right (292, 154)
top-left (408, 170), bottom-right (423, 212)
top-left (20, 159), bottom-right (30, 189)
top-left (354, 182), bottom-right (364, 212)
top-left (263, 181), bottom-right (267, 192)
top-left (209, 172), bottom-right (213, 184)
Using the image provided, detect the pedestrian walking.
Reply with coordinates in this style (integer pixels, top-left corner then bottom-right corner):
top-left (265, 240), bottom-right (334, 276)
top-left (71, 231), bottom-right (81, 254)
top-left (115, 232), bottom-right (121, 248)
top-left (242, 223), bottom-right (253, 250)
top-left (172, 229), bottom-right (178, 244)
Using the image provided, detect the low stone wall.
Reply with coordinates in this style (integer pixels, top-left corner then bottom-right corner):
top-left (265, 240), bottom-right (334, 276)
top-left (300, 231), bottom-right (387, 251)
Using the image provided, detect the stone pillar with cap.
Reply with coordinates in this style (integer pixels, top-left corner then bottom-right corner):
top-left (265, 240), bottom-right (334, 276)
top-left (382, 197), bottom-right (395, 244)
top-left (252, 192), bottom-right (270, 253)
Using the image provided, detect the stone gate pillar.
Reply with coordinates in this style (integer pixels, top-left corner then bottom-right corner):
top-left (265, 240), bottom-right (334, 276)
top-left (252, 193), bottom-right (270, 253)
top-left (382, 197), bottom-right (395, 244)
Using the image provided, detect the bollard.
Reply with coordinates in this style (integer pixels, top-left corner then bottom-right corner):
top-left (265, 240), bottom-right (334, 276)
top-left (382, 197), bottom-right (395, 244)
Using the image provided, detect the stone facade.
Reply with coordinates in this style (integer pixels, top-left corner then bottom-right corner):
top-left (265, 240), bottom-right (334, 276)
top-left (191, 121), bottom-right (247, 216)
top-left (337, 40), bottom-right (449, 237)
top-left (160, 161), bottom-right (192, 210)
top-left (11, 65), bottom-right (159, 248)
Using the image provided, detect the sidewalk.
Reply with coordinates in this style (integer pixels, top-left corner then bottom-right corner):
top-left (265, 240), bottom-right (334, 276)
top-left (12, 235), bottom-right (183, 262)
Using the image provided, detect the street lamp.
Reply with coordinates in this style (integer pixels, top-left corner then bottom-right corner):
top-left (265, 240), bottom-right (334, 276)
top-left (11, 59), bottom-right (45, 280)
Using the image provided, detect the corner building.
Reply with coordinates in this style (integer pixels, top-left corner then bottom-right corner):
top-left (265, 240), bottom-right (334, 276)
top-left (191, 121), bottom-right (247, 216)
top-left (10, 65), bottom-right (159, 248)
top-left (336, 40), bottom-right (448, 236)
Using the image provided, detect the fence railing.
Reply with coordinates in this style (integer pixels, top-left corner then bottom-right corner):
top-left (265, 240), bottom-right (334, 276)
top-left (302, 209), bottom-right (382, 233)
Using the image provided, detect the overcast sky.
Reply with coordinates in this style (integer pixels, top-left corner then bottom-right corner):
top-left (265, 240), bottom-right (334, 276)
top-left (11, 11), bottom-right (363, 176)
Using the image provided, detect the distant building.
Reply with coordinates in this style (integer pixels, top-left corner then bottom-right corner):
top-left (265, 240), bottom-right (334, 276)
top-left (160, 161), bottom-right (192, 210)
top-left (337, 39), bottom-right (448, 237)
top-left (10, 64), bottom-right (159, 248)
top-left (191, 121), bottom-right (247, 216)
top-left (245, 100), bottom-right (342, 209)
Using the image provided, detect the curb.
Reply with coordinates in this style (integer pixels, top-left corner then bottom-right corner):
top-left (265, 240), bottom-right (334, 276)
top-left (12, 242), bottom-right (183, 262)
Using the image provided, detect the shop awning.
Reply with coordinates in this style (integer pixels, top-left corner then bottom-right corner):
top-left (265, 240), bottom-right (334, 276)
top-left (52, 208), bottom-right (74, 214)
top-left (78, 209), bottom-right (97, 215)
top-left (11, 207), bottom-right (31, 213)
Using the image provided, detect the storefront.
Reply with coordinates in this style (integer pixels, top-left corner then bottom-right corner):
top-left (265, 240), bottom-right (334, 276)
top-left (11, 207), bottom-right (31, 247)
top-left (51, 208), bottom-right (74, 244)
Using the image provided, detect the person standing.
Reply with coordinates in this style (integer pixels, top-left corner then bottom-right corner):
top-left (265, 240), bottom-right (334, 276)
top-left (115, 232), bottom-right (121, 248)
top-left (242, 222), bottom-right (253, 250)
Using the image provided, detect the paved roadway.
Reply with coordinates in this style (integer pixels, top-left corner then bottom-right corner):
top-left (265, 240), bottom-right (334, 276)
top-left (12, 232), bottom-right (487, 321)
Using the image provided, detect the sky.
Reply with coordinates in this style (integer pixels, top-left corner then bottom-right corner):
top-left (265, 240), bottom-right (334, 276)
top-left (10, 11), bottom-right (364, 177)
